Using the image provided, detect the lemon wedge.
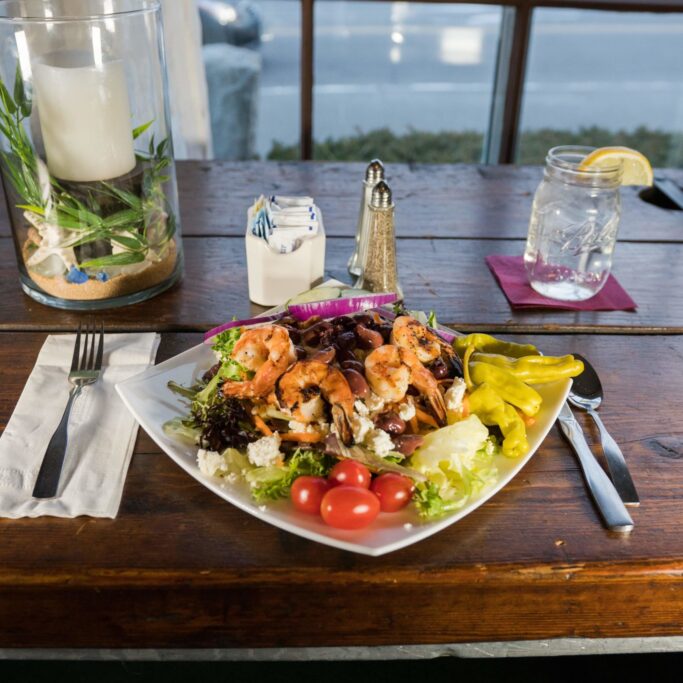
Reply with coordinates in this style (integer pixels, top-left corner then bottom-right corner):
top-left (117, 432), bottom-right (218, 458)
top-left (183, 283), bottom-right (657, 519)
top-left (578, 146), bottom-right (653, 186)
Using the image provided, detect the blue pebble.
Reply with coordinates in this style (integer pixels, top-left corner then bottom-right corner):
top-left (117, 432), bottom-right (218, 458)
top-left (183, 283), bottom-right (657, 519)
top-left (96, 271), bottom-right (109, 282)
top-left (66, 266), bottom-right (89, 284)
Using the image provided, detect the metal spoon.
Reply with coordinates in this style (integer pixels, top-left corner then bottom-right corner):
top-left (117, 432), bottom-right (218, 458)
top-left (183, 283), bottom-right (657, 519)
top-left (568, 353), bottom-right (639, 506)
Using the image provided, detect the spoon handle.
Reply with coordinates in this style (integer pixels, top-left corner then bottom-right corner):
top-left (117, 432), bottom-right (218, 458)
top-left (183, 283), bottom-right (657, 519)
top-left (588, 409), bottom-right (640, 506)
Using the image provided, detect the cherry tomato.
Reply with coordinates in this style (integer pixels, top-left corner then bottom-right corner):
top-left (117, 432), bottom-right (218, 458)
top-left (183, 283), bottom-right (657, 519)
top-left (320, 486), bottom-right (380, 529)
top-left (370, 473), bottom-right (415, 512)
top-left (290, 476), bottom-right (331, 515)
top-left (328, 460), bottom-right (371, 489)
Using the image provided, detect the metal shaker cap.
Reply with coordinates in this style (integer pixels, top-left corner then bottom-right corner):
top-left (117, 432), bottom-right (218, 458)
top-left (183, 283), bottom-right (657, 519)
top-left (365, 159), bottom-right (384, 184)
top-left (370, 180), bottom-right (393, 208)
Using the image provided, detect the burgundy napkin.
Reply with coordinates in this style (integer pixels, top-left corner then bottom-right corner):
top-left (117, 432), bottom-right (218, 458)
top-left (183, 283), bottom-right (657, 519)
top-left (485, 254), bottom-right (637, 311)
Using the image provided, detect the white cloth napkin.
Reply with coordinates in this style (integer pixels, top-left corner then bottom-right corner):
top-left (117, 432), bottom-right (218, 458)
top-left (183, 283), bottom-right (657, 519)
top-left (0, 333), bottom-right (160, 518)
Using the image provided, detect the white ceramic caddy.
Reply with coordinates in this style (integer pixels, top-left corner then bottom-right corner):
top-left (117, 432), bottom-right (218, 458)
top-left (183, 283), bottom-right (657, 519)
top-left (245, 206), bottom-right (325, 307)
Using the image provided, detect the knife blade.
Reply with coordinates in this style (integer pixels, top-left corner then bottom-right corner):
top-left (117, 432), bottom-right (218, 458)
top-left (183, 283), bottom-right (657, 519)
top-left (557, 403), bottom-right (634, 533)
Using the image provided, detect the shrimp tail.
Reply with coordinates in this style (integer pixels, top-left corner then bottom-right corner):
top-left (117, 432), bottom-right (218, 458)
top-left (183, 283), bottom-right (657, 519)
top-left (331, 404), bottom-right (354, 446)
top-left (427, 390), bottom-right (448, 427)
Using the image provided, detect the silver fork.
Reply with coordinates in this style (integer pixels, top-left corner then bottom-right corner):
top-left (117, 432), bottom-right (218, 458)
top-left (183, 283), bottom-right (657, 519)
top-left (32, 322), bottom-right (104, 499)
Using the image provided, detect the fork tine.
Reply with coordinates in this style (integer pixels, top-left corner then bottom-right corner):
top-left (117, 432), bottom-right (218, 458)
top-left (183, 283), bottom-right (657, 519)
top-left (94, 323), bottom-right (104, 372)
top-left (70, 323), bottom-right (82, 372)
top-left (87, 319), bottom-right (96, 370)
top-left (80, 322), bottom-right (91, 371)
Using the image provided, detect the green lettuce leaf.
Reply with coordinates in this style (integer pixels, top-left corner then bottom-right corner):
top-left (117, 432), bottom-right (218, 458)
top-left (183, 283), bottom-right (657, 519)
top-left (247, 449), bottom-right (335, 504)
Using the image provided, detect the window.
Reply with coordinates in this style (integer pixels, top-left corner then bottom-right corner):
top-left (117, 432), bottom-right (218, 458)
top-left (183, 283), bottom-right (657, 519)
top-left (518, 8), bottom-right (683, 167)
top-left (304, 2), bottom-right (503, 163)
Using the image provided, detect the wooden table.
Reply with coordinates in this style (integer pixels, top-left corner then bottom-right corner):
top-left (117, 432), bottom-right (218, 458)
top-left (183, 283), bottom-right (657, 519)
top-left (1, 162), bottom-right (683, 655)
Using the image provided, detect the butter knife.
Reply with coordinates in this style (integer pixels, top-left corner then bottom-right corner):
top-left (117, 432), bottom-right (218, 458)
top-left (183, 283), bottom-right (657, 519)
top-left (557, 403), bottom-right (634, 533)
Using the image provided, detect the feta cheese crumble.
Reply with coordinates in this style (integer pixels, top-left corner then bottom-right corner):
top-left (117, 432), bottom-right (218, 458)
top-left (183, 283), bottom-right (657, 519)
top-left (288, 420), bottom-right (316, 434)
top-left (247, 433), bottom-right (283, 467)
top-left (445, 378), bottom-right (467, 413)
top-left (350, 413), bottom-right (375, 444)
top-left (354, 399), bottom-right (369, 417)
top-left (398, 400), bottom-right (416, 422)
top-left (365, 392), bottom-right (385, 414)
top-left (197, 449), bottom-right (228, 477)
top-left (366, 429), bottom-right (395, 457)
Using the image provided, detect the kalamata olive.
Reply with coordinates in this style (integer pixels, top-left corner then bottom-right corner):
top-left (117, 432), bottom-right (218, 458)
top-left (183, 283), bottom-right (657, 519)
top-left (336, 347), bottom-right (358, 364)
top-left (312, 346), bottom-right (336, 363)
top-left (354, 313), bottom-right (375, 327)
top-left (279, 315), bottom-right (299, 327)
top-left (341, 359), bottom-right (365, 375)
top-left (378, 324), bottom-right (393, 342)
top-left (430, 358), bottom-right (449, 379)
top-left (392, 434), bottom-right (424, 456)
top-left (294, 345), bottom-right (307, 360)
top-left (342, 368), bottom-right (369, 398)
top-left (332, 315), bottom-right (356, 331)
top-left (335, 331), bottom-right (357, 350)
top-left (300, 315), bottom-right (322, 329)
top-left (374, 412), bottom-right (406, 435)
top-left (355, 323), bottom-right (384, 349)
top-left (448, 355), bottom-right (464, 378)
top-left (302, 320), bottom-right (333, 347)
top-left (302, 327), bottom-right (321, 347)
top-left (322, 330), bottom-right (339, 348)
top-left (202, 362), bottom-right (221, 382)
top-left (282, 326), bottom-right (302, 344)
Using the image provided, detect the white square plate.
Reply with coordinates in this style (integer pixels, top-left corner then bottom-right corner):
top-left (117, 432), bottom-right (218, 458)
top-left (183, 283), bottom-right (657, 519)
top-left (116, 336), bottom-right (571, 556)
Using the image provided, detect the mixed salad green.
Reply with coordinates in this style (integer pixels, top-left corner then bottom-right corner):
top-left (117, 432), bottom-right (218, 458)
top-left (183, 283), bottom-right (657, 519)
top-left (165, 313), bottom-right (503, 522)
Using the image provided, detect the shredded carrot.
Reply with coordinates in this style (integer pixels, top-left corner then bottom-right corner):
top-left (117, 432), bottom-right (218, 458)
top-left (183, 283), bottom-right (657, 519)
top-left (253, 415), bottom-right (273, 436)
top-left (415, 407), bottom-right (439, 429)
top-left (409, 414), bottom-right (419, 434)
top-left (461, 394), bottom-right (470, 419)
top-left (280, 432), bottom-right (323, 443)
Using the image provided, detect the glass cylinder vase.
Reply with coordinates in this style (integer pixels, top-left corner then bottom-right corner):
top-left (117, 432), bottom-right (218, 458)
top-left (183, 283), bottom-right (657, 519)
top-left (0, 0), bottom-right (183, 309)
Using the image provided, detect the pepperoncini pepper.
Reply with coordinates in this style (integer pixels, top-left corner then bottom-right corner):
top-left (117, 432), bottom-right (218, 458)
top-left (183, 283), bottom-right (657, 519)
top-left (471, 352), bottom-right (584, 384)
top-left (469, 362), bottom-right (542, 417)
top-left (455, 333), bottom-right (539, 359)
top-left (454, 332), bottom-right (584, 459)
top-left (467, 383), bottom-right (528, 458)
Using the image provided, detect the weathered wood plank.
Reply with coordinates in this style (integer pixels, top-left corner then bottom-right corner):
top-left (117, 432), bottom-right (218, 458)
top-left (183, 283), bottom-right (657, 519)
top-left (0, 237), bottom-right (681, 333)
top-left (1, 162), bottom-right (681, 241)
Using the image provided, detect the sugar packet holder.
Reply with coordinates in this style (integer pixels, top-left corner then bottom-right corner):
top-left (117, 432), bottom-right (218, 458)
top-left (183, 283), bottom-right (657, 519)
top-left (246, 205), bottom-right (325, 307)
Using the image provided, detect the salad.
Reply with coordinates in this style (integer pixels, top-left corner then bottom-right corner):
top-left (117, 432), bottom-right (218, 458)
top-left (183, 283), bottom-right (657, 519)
top-left (165, 293), bottom-right (583, 530)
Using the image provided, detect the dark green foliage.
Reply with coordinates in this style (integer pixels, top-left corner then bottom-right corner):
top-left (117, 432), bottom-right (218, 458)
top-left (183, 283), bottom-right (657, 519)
top-left (268, 125), bottom-right (683, 167)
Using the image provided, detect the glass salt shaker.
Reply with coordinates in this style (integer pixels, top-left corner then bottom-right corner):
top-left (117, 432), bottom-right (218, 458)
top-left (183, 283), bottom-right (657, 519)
top-left (524, 146), bottom-right (622, 301)
top-left (348, 159), bottom-right (385, 278)
top-left (356, 180), bottom-right (403, 298)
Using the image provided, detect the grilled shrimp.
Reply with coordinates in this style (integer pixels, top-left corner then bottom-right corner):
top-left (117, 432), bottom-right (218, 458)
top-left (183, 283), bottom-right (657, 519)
top-left (391, 315), bottom-right (461, 374)
top-left (223, 325), bottom-right (296, 399)
top-left (365, 345), bottom-right (447, 426)
top-left (277, 360), bottom-right (355, 444)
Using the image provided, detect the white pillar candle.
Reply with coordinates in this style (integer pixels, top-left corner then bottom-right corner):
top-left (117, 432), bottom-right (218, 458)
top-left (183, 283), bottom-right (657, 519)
top-left (33, 50), bottom-right (136, 182)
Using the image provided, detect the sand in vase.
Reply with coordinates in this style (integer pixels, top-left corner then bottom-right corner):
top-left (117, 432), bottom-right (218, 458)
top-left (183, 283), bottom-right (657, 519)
top-left (23, 239), bottom-right (177, 301)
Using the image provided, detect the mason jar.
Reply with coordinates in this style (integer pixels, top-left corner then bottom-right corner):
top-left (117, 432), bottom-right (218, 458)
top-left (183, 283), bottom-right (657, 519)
top-left (0, 0), bottom-right (183, 309)
top-left (524, 146), bottom-right (622, 302)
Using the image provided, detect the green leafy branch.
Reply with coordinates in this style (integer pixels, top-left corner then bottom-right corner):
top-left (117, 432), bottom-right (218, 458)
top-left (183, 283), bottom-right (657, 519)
top-left (0, 68), bottom-right (176, 272)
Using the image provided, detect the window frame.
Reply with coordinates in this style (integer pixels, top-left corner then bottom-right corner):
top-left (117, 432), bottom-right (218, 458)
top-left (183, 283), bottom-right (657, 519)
top-left (296, 0), bottom-right (683, 162)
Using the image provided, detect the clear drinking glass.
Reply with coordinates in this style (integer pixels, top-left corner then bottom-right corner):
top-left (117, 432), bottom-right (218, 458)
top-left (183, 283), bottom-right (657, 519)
top-left (524, 146), bottom-right (622, 301)
top-left (0, 0), bottom-right (182, 309)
